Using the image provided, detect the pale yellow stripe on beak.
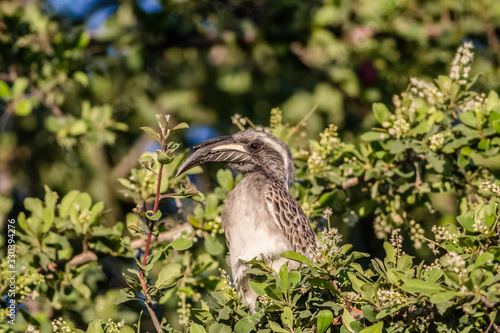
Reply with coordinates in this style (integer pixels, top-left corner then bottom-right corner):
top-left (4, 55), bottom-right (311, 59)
top-left (211, 144), bottom-right (246, 153)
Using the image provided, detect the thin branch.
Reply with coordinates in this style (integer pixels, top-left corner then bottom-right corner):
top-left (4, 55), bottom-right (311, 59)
top-left (144, 300), bottom-right (162, 333)
top-left (287, 104), bottom-right (318, 138)
top-left (138, 124), bottom-right (171, 333)
top-left (0, 64), bottom-right (17, 81)
top-left (130, 223), bottom-right (194, 250)
top-left (31, 87), bottom-right (63, 118)
top-left (36, 223), bottom-right (194, 274)
top-left (484, 310), bottom-right (497, 333)
top-left (111, 134), bottom-right (155, 181)
top-left (342, 177), bottom-right (359, 189)
top-left (36, 251), bottom-right (97, 274)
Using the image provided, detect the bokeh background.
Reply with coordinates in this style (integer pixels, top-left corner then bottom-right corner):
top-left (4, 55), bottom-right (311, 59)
top-left (1, 0), bottom-right (500, 219)
top-left (1, 0), bottom-right (500, 331)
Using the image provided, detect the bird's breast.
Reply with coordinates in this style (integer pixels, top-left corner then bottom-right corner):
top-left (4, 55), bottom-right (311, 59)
top-left (222, 178), bottom-right (291, 261)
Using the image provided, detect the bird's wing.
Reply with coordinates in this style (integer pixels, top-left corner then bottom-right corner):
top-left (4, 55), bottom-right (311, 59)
top-left (265, 182), bottom-right (316, 258)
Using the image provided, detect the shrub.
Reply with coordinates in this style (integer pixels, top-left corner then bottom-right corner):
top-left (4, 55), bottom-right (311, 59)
top-left (1, 45), bottom-right (499, 333)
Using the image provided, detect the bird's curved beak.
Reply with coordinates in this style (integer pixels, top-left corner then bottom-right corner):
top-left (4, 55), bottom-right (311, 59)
top-left (176, 135), bottom-right (249, 177)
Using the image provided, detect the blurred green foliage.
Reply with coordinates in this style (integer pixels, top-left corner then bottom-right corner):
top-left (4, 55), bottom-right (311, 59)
top-left (1, 1), bottom-right (500, 332)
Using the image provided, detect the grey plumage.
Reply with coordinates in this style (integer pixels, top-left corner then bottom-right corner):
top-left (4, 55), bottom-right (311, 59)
top-left (177, 129), bottom-right (316, 312)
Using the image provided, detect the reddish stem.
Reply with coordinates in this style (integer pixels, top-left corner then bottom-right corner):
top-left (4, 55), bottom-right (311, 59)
top-left (138, 128), bottom-right (168, 333)
top-left (139, 141), bottom-right (165, 291)
top-left (153, 166), bottom-right (163, 215)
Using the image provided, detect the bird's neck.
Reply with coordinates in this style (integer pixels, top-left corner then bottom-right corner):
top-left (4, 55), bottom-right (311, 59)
top-left (243, 171), bottom-right (290, 191)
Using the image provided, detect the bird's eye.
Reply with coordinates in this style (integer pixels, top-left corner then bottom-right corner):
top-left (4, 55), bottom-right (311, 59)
top-left (250, 143), bottom-right (261, 151)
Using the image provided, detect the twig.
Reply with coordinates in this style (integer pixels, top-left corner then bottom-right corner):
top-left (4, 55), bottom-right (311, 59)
top-left (287, 104), bottom-right (318, 138)
top-left (342, 177), bottom-right (359, 189)
top-left (0, 64), bottom-right (17, 81)
top-left (31, 87), bottom-right (63, 118)
top-left (138, 125), bottom-right (171, 333)
top-left (36, 251), bottom-right (97, 273)
top-left (130, 223), bottom-right (194, 250)
top-left (36, 224), bottom-right (194, 274)
top-left (484, 309), bottom-right (497, 333)
top-left (111, 134), bottom-right (155, 180)
top-left (144, 301), bottom-right (162, 332)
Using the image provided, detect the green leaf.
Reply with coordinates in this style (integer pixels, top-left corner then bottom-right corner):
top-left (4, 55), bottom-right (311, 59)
top-left (15, 99), bottom-right (32, 116)
top-left (146, 210), bottom-right (162, 221)
top-left (429, 291), bottom-right (459, 303)
top-left (190, 323), bottom-right (207, 333)
top-left (217, 306), bottom-right (231, 320)
top-left (264, 284), bottom-right (283, 301)
top-left (278, 263), bottom-right (289, 295)
top-left (356, 200), bottom-right (375, 217)
top-left (425, 268), bottom-right (444, 283)
top-left (234, 318), bottom-right (255, 333)
top-left (310, 277), bottom-right (340, 296)
top-left (341, 308), bottom-right (356, 333)
top-left (288, 271), bottom-right (301, 290)
top-left (493, 120), bottom-right (500, 134)
top-left (390, 140), bottom-right (408, 154)
top-left (360, 322), bottom-right (383, 333)
top-left (362, 305), bottom-right (378, 323)
top-left (401, 279), bottom-right (444, 295)
top-left (73, 71), bottom-right (88, 86)
top-left (427, 152), bottom-right (444, 173)
top-left (77, 192), bottom-right (92, 210)
top-left (167, 238), bottom-right (193, 251)
top-left (209, 323), bottom-right (231, 333)
top-left (140, 126), bottom-right (160, 142)
top-left (249, 281), bottom-right (267, 296)
top-left (12, 77), bottom-right (28, 97)
top-left (17, 212), bottom-right (28, 232)
top-left (24, 197), bottom-right (43, 220)
top-left (383, 242), bottom-right (396, 264)
top-left (397, 254), bottom-right (413, 271)
top-left (74, 283), bottom-right (91, 299)
top-left (457, 215), bottom-right (474, 232)
top-left (281, 307), bottom-right (294, 329)
top-left (472, 252), bottom-right (494, 270)
top-left (459, 111), bottom-right (479, 128)
top-left (269, 321), bottom-right (288, 333)
top-left (113, 289), bottom-right (136, 305)
top-left (373, 103), bottom-right (391, 125)
top-left (87, 319), bottom-right (104, 333)
top-left (216, 169), bottom-right (234, 191)
top-left (205, 236), bottom-right (224, 256)
top-left (457, 154), bottom-right (469, 168)
top-left (375, 304), bottom-right (405, 320)
top-left (119, 326), bottom-right (135, 333)
top-left (461, 146), bottom-right (472, 156)
top-left (0, 80), bottom-right (11, 97)
top-left (409, 121), bottom-right (431, 135)
top-left (171, 122), bottom-right (189, 132)
top-left (361, 131), bottom-right (387, 142)
top-left (69, 119), bottom-right (88, 136)
top-left (487, 91), bottom-right (499, 112)
top-left (478, 138), bottom-right (490, 150)
top-left (317, 309), bottom-right (333, 333)
top-left (42, 208), bottom-right (54, 232)
top-left (280, 251), bottom-right (314, 266)
top-left (156, 263), bottom-right (183, 289)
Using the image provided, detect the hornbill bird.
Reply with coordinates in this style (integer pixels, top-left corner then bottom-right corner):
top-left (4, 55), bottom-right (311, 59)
top-left (176, 129), bottom-right (316, 312)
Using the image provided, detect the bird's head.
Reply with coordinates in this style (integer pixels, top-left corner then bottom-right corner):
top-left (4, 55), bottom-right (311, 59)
top-left (176, 129), bottom-right (295, 189)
